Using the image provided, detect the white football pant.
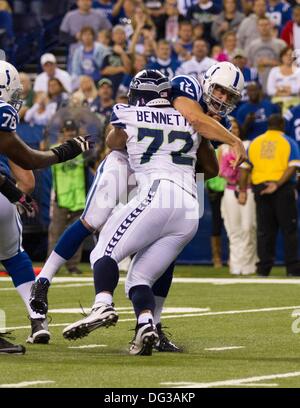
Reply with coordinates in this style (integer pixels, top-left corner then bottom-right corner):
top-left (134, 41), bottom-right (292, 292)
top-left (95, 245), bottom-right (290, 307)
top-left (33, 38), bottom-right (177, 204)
top-left (0, 192), bottom-right (23, 260)
top-left (90, 179), bottom-right (199, 294)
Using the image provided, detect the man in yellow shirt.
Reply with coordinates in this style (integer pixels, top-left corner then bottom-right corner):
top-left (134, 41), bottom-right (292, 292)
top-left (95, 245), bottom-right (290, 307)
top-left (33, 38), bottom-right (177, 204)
top-left (239, 114), bottom-right (300, 276)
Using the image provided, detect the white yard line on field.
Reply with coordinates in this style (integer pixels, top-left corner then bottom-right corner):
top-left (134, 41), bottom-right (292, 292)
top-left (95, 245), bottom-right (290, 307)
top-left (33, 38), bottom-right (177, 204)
top-left (161, 371), bottom-right (300, 388)
top-left (4, 304), bottom-right (300, 332)
top-left (48, 307), bottom-right (210, 314)
top-left (205, 346), bottom-right (245, 351)
top-left (68, 344), bottom-right (107, 349)
top-left (0, 381), bottom-right (55, 388)
top-left (2, 277), bottom-right (300, 285)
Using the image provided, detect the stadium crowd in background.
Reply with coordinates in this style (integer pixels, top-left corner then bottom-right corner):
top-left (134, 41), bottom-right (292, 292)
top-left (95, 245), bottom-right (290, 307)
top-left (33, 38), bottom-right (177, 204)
top-left (1, 0), bottom-right (300, 276)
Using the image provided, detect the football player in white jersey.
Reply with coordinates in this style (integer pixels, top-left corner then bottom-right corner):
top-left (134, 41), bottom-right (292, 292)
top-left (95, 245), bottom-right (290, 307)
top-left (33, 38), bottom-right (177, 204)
top-left (0, 60), bottom-right (94, 354)
top-left (62, 70), bottom-right (201, 355)
top-left (61, 68), bottom-right (245, 355)
top-left (31, 63), bottom-right (245, 352)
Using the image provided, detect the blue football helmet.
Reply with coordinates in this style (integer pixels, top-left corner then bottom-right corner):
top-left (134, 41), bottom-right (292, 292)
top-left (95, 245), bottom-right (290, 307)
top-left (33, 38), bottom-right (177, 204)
top-left (128, 70), bottom-right (171, 107)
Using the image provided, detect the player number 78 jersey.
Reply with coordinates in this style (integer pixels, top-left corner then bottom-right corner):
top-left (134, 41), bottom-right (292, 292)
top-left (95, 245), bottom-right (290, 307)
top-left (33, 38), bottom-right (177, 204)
top-left (111, 104), bottom-right (200, 196)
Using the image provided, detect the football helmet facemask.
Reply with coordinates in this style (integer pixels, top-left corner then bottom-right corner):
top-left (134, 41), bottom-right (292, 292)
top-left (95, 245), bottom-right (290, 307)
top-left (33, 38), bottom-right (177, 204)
top-left (0, 60), bottom-right (23, 112)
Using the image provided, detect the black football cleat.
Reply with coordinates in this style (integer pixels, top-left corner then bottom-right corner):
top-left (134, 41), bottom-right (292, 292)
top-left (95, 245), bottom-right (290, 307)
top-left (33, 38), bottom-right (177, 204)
top-left (26, 318), bottom-right (51, 344)
top-left (154, 323), bottom-right (182, 352)
top-left (30, 278), bottom-right (50, 315)
top-left (0, 333), bottom-right (26, 354)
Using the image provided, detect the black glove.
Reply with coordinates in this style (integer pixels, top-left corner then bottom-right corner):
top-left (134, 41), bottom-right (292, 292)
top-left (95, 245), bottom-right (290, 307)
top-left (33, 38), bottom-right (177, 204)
top-left (0, 175), bottom-right (38, 218)
top-left (51, 135), bottom-right (95, 163)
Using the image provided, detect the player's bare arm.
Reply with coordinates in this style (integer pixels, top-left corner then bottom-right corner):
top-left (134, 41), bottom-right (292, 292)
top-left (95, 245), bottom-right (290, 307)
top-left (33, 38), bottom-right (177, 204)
top-left (0, 130), bottom-right (93, 170)
top-left (173, 97), bottom-right (246, 168)
top-left (106, 127), bottom-right (128, 150)
top-left (8, 160), bottom-right (35, 194)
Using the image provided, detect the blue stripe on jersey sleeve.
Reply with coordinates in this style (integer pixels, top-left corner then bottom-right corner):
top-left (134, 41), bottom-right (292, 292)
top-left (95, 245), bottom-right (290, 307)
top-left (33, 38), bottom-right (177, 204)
top-left (0, 102), bottom-right (19, 132)
top-left (110, 104), bottom-right (127, 129)
top-left (171, 75), bottom-right (202, 103)
top-left (286, 135), bottom-right (300, 163)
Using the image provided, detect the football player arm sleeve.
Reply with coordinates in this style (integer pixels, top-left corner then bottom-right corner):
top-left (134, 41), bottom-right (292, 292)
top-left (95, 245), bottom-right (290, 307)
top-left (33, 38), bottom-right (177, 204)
top-left (106, 126), bottom-right (128, 150)
top-left (173, 97), bottom-right (247, 167)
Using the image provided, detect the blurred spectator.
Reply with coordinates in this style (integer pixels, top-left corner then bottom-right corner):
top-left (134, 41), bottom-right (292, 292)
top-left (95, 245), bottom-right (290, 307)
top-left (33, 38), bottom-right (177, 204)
top-left (147, 39), bottom-right (181, 78)
top-left (236, 81), bottom-right (281, 140)
top-left (72, 75), bottom-right (98, 109)
top-left (266, 0), bottom-right (292, 33)
top-left (221, 30), bottom-right (238, 61)
top-left (284, 103), bottom-right (300, 144)
top-left (25, 78), bottom-right (68, 127)
top-left (237, 0), bottom-right (266, 50)
top-left (118, 53), bottom-right (147, 95)
top-left (90, 78), bottom-right (115, 121)
top-left (92, 0), bottom-right (125, 23)
top-left (129, 6), bottom-right (155, 55)
top-left (186, 0), bottom-right (221, 45)
top-left (97, 28), bottom-right (111, 46)
top-left (144, 0), bottom-right (166, 40)
top-left (24, 93), bottom-right (53, 127)
top-left (241, 0), bottom-right (255, 16)
top-left (205, 160), bottom-right (226, 268)
top-left (70, 26), bottom-right (110, 87)
top-left (59, 0), bottom-right (112, 48)
top-left (34, 53), bottom-right (72, 95)
top-left (13, 0), bottom-right (42, 19)
top-left (211, 0), bottom-right (244, 43)
top-left (176, 39), bottom-right (215, 82)
top-left (231, 49), bottom-right (259, 110)
top-left (101, 24), bottom-right (131, 97)
top-left (18, 72), bottom-right (35, 122)
top-left (0, 0), bottom-right (13, 55)
top-left (164, 0), bottom-right (182, 42)
top-left (48, 119), bottom-right (90, 275)
top-left (47, 78), bottom-right (69, 111)
top-left (240, 114), bottom-right (300, 277)
top-left (220, 117), bottom-right (257, 275)
top-left (281, 5), bottom-right (300, 49)
top-left (193, 22), bottom-right (205, 41)
top-left (267, 46), bottom-right (300, 112)
top-left (172, 20), bottom-right (194, 62)
top-left (246, 16), bottom-right (286, 92)
top-left (177, 0), bottom-right (198, 16)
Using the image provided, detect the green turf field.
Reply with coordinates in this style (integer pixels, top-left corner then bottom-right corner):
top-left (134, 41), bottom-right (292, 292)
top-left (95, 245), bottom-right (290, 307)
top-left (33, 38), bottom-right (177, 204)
top-left (1, 265), bottom-right (300, 388)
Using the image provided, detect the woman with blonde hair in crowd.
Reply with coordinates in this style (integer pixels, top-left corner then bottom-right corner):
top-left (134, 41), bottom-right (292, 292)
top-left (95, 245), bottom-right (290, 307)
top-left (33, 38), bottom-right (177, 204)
top-left (72, 75), bottom-right (98, 109)
top-left (220, 117), bottom-right (257, 275)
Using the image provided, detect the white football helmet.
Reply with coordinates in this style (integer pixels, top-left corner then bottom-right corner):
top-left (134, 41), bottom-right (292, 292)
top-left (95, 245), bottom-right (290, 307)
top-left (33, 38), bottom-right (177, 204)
top-left (0, 60), bottom-right (23, 112)
top-left (202, 62), bottom-right (244, 117)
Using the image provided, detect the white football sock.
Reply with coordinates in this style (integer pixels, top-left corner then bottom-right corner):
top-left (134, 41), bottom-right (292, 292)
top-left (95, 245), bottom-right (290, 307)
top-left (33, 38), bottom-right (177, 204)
top-left (138, 312), bottom-right (153, 325)
top-left (94, 292), bottom-right (113, 306)
top-left (153, 296), bottom-right (165, 326)
top-left (16, 281), bottom-right (45, 319)
top-left (37, 251), bottom-right (66, 282)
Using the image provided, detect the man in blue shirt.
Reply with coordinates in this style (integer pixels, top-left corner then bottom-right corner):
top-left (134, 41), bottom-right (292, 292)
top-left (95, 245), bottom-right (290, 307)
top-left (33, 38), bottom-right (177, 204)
top-left (236, 81), bottom-right (280, 140)
top-left (146, 39), bottom-right (181, 79)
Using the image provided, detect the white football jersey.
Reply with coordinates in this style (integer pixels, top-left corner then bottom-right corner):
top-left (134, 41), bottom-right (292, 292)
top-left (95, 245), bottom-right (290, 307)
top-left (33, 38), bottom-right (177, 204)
top-left (111, 104), bottom-right (200, 196)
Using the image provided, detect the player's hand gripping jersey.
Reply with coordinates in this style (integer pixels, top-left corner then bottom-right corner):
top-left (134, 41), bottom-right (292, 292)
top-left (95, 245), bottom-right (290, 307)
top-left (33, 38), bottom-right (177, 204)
top-left (111, 103), bottom-right (200, 197)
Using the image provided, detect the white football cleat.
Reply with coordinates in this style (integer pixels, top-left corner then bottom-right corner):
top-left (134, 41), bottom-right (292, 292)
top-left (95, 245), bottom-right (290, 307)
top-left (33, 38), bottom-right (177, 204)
top-left (129, 319), bottom-right (159, 356)
top-left (62, 303), bottom-right (118, 340)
